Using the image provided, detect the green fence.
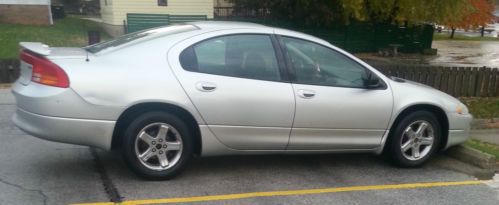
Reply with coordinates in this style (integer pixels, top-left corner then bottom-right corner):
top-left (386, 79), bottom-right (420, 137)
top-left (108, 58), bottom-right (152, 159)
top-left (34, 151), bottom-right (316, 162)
top-left (126, 13), bottom-right (207, 33)
top-left (126, 12), bottom-right (433, 53)
top-left (230, 19), bottom-right (433, 53)
top-left (214, 6), bottom-right (434, 54)
top-left (126, 13), bottom-right (170, 33)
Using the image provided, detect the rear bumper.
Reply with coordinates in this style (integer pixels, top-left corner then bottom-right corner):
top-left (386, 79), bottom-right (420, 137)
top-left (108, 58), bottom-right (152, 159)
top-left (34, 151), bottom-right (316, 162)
top-left (13, 108), bottom-right (115, 150)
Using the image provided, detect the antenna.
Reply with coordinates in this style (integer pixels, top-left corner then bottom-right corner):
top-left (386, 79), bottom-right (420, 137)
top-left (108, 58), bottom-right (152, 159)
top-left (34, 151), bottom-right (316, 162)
top-left (85, 50), bottom-right (90, 62)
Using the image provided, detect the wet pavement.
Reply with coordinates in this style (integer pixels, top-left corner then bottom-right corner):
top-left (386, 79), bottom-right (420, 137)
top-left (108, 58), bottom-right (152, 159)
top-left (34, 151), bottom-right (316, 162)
top-left (356, 22), bottom-right (499, 68)
top-left (357, 39), bottom-right (499, 68)
top-left (430, 40), bottom-right (499, 68)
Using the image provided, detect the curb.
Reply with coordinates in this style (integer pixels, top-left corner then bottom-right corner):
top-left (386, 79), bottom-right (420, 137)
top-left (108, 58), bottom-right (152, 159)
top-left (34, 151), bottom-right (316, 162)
top-left (0, 83), bottom-right (11, 89)
top-left (470, 129), bottom-right (499, 145)
top-left (446, 145), bottom-right (497, 170)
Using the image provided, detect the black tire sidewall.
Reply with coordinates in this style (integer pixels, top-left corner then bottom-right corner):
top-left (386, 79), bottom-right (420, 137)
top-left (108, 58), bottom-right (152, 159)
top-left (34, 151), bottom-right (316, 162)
top-left (389, 111), bottom-right (441, 167)
top-left (122, 111), bottom-right (193, 180)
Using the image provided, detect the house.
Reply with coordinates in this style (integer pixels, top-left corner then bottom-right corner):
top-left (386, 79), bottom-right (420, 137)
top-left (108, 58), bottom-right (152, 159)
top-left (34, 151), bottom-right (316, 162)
top-left (0, 0), bottom-right (53, 25)
top-left (100, 0), bottom-right (215, 37)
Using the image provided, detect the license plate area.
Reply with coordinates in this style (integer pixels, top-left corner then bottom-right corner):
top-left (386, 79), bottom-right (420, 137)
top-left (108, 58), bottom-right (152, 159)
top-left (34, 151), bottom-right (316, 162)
top-left (19, 61), bottom-right (32, 85)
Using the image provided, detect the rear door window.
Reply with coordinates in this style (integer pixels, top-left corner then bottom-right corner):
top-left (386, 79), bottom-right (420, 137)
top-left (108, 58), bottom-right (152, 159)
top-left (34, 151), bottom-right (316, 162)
top-left (180, 34), bottom-right (281, 81)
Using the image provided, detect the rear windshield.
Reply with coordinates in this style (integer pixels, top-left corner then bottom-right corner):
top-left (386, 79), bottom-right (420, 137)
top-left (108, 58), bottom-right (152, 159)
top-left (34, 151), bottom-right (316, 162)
top-left (85, 24), bottom-right (197, 53)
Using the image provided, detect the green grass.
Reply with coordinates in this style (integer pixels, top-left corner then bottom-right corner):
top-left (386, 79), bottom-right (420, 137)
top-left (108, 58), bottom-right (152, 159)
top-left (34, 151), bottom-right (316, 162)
top-left (460, 97), bottom-right (499, 119)
top-left (466, 139), bottom-right (499, 159)
top-left (0, 17), bottom-right (110, 59)
top-left (433, 33), bottom-right (499, 41)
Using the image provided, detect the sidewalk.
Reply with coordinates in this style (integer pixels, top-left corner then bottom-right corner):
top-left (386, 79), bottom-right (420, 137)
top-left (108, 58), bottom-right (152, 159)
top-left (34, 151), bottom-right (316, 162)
top-left (471, 129), bottom-right (499, 145)
top-left (0, 88), bottom-right (14, 104)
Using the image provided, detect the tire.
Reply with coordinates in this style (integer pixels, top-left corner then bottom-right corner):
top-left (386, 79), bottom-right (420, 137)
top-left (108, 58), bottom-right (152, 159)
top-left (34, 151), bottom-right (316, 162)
top-left (387, 111), bottom-right (441, 167)
top-left (122, 111), bottom-right (193, 180)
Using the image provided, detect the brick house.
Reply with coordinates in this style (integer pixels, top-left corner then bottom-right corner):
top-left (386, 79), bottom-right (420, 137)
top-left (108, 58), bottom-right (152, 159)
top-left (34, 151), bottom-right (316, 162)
top-left (0, 0), bottom-right (53, 25)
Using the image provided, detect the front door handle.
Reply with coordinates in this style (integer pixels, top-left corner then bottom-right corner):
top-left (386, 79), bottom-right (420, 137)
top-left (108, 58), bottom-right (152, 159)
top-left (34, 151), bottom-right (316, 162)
top-left (297, 89), bottom-right (316, 99)
top-left (196, 82), bottom-right (217, 92)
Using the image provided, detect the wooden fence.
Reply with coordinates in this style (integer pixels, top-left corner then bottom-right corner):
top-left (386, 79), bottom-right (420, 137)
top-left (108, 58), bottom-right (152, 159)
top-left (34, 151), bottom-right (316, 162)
top-left (374, 65), bottom-right (499, 97)
top-left (0, 59), bottom-right (498, 97)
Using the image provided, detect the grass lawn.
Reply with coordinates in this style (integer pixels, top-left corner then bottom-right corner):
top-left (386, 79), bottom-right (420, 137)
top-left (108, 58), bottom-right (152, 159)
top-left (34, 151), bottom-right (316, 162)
top-left (460, 97), bottom-right (499, 119)
top-left (433, 33), bottom-right (499, 41)
top-left (0, 16), bottom-right (110, 59)
top-left (466, 139), bottom-right (499, 159)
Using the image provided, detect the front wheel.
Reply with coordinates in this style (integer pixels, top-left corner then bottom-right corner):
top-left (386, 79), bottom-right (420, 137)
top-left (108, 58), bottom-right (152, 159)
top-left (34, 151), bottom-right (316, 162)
top-left (387, 111), bottom-right (441, 167)
top-left (122, 112), bottom-right (193, 180)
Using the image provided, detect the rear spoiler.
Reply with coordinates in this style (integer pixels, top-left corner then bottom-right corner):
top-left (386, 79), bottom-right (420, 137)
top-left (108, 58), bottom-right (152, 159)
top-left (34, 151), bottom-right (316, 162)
top-left (19, 42), bottom-right (51, 56)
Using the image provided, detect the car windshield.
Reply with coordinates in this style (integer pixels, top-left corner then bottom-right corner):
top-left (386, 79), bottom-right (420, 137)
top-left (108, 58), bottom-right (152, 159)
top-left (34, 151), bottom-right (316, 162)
top-left (85, 24), bottom-right (198, 53)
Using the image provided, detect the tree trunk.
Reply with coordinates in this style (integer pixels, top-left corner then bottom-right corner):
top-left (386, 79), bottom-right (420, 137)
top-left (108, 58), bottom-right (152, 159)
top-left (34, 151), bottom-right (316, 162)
top-left (450, 27), bottom-right (456, 39)
top-left (481, 26), bottom-right (485, 37)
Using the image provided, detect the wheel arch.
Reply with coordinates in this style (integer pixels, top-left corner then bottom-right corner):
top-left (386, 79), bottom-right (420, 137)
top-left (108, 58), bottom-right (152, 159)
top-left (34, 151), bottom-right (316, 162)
top-left (111, 102), bottom-right (202, 155)
top-left (385, 104), bottom-right (449, 152)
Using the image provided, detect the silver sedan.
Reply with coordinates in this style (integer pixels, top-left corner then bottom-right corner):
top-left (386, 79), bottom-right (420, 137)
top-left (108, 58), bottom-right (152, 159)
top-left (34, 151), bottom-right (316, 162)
top-left (12, 21), bottom-right (472, 180)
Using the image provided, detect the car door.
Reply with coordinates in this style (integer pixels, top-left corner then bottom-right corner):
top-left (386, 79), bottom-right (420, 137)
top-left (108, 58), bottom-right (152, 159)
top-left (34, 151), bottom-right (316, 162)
top-left (168, 31), bottom-right (295, 150)
top-left (278, 36), bottom-right (393, 150)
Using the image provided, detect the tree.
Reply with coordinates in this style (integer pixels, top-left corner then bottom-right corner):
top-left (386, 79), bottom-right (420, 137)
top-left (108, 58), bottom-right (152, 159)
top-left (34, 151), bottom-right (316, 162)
top-left (442, 0), bottom-right (496, 38)
top-left (229, 0), bottom-right (345, 27)
top-left (360, 0), bottom-right (471, 24)
top-left (230, 0), bottom-right (477, 27)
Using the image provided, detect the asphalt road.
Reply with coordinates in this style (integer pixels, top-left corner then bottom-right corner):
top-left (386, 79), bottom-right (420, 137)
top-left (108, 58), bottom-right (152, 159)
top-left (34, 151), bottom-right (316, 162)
top-left (1, 88), bottom-right (499, 205)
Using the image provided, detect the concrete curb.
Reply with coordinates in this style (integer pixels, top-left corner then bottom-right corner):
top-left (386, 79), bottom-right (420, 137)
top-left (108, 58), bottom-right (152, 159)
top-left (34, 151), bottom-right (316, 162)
top-left (446, 145), bottom-right (496, 170)
top-left (471, 129), bottom-right (499, 145)
top-left (0, 83), bottom-right (11, 89)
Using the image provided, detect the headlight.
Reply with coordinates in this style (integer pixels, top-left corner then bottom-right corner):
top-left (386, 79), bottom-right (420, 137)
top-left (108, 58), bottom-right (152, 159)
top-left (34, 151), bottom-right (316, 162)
top-left (456, 103), bottom-right (469, 115)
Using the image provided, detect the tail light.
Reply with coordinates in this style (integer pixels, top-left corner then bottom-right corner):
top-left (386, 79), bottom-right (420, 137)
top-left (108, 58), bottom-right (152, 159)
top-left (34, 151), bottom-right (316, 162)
top-left (20, 50), bottom-right (69, 88)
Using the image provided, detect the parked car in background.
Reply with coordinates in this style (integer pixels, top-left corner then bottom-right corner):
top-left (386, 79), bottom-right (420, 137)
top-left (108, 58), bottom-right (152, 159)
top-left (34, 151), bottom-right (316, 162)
top-left (484, 24), bottom-right (496, 33)
top-left (12, 22), bottom-right (472, 180)
top-left (435, 24), bottom-right (445, 33)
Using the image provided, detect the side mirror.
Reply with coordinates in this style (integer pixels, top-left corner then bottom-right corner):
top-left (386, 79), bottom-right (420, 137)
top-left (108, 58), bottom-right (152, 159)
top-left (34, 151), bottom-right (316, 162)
top-left (363, 73), bottom-right (381, 89)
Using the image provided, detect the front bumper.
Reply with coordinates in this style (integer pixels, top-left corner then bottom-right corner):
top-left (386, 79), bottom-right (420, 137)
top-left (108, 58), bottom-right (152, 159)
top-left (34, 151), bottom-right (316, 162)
top-left (13, 108), bottom-right (115, 150)
top-left (444, 113), bottom-right (473, 149)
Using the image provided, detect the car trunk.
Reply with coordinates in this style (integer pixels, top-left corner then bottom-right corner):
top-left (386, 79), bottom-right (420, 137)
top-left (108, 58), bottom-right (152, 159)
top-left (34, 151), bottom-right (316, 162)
top-left (18, 42), bottom-right (88, 86)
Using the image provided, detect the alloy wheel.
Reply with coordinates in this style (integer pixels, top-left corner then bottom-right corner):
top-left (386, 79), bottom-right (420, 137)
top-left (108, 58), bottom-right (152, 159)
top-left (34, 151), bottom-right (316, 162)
top-left (400, 120), bottom-right (435, 161)
top-left (134, 123), bottom-right (183, 171)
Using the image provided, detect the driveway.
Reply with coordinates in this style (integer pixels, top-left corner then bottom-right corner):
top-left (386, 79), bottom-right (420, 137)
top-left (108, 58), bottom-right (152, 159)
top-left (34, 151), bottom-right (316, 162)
top-left (0, 88), bottom-right (498, 205)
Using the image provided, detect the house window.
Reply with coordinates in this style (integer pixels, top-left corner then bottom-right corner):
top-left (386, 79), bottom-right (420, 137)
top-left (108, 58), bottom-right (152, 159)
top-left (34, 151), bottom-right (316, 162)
top-left (158, 0), bottom-right (168, 6)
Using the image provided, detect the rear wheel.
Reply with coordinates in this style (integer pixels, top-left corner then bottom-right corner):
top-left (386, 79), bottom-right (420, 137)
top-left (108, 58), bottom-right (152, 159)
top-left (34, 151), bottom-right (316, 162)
top-left (388, 111), bottom-right (441, 167)
top-left (122, 112), bottom-right (192, 180)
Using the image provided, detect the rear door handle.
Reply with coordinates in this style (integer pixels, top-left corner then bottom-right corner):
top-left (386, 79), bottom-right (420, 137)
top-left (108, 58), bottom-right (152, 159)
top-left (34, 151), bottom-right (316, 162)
top-left (196, 82), bottom-right (217, 92)
top-left (297, 89), bottom-right (316, 99)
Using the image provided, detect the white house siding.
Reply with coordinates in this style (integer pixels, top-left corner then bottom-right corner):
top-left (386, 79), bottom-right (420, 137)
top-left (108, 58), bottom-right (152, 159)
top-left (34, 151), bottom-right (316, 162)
top-left (101, 0), bottom-right (214, 25)
top-left (100, 0), bottom-right (115, 25)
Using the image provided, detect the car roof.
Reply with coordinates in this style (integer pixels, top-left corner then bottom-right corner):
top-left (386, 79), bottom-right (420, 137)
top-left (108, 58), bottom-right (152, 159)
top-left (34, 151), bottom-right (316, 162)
top-left (186, 21), bottom-right (269, 30)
